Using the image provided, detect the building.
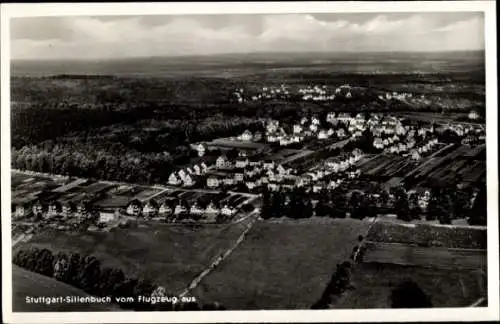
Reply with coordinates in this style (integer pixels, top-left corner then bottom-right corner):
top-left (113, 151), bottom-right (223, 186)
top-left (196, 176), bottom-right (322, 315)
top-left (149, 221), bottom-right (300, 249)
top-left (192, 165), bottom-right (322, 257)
top-left (235, 158), bottom-right (249, 169)
top-left (221, 205), bottom-right (236, 217)
top-left (207, 177), bottom-right (220, 188)
top-left (168, 173), bottom-right (181, 186)
top-left (318, 130), bottom-right (328, 140)
top-left (190, 203), bottom-right (205, 216)
top-left (468, 110), bottom-right (480, 120)
top-left (241, 130), bottom-right (253, 141)
top-left (293, 124), bottom-right (303, 134)
top-left (159, 201), bottom-right (173, 216)
top-left (195, 143), bottom-right (206, 157)
top-left (126, 200), bottom-right (143, 216)
top-left (99, 210), bottom-right (120, 223)
top-left (143, 200), bottom-right (159, 217)
top-left (183, 174), bottom-right (196, 187)
top-left (216, 155), bottom-right (232, 169)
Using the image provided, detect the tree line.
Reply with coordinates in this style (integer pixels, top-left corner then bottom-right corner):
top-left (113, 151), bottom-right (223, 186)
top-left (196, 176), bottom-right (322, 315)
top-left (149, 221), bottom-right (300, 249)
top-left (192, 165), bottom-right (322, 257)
top-left (260, 183), bottom-right (487, 226)
top-left (13, 247), bottom-right (225, 311)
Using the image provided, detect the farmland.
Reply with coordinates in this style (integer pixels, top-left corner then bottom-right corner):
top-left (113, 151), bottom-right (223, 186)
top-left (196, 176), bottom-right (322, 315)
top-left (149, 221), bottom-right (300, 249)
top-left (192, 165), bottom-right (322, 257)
top-left (333, 263), bottom-right (485, 309)
top-left (14, 221), bottom-right (249, 295)
top-left (366, 221), bottom-right (487, 249)
top-left (191, 218), bottom-right (371, 309)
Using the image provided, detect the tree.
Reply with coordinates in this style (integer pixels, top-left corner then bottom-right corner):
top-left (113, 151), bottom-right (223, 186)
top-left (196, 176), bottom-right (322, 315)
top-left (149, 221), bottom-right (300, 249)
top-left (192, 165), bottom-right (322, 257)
top-left (395, 194), bottom-right (411, 221)
top-left (391, 280), bottom-right (432, 308)
top-left (261, 187), bottom-right (272, 220)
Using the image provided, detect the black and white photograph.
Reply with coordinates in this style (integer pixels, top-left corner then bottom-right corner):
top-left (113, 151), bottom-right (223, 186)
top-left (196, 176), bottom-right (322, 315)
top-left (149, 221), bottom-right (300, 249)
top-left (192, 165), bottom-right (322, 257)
top-left (1, 1), bottom-right (498, 323)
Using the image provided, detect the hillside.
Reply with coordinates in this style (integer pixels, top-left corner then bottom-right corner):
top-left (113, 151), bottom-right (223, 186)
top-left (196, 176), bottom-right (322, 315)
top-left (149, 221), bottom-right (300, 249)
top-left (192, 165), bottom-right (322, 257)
top-left (12, 265), bottom-right (120, 312)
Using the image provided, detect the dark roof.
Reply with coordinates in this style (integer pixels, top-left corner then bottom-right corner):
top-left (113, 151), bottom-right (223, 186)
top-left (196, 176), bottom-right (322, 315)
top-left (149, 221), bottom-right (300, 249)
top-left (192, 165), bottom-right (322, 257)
top-left (94, 196), bottom-right (132, 209)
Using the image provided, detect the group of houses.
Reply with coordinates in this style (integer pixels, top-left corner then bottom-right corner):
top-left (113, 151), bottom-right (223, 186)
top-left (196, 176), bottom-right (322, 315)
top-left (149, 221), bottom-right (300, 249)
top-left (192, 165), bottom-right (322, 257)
top-left (379, 91), bottom-right (413, 101)
top-left (168, 162), bottom-right (210, 187)
top-left (298, 85), bottom-right (336, 101)
top-left (409, 138), bottom-right (439, 160)
top-left (250, 84), bottom-right (290, 101)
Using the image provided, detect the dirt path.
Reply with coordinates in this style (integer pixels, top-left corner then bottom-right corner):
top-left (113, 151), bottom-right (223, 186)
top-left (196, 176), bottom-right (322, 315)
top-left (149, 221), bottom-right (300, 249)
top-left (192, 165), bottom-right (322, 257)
top-left (179, 213), bottom-right (259, 298)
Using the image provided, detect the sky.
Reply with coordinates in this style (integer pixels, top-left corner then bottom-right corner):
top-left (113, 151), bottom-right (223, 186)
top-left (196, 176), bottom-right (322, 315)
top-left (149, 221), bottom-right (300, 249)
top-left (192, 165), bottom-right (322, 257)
top-left (10, 12), bottom-right (485, 60)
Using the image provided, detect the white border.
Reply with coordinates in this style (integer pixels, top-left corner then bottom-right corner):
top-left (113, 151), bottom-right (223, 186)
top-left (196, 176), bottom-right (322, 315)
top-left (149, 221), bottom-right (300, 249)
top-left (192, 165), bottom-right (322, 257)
top-left (1, 1), bottom-right (498, 323)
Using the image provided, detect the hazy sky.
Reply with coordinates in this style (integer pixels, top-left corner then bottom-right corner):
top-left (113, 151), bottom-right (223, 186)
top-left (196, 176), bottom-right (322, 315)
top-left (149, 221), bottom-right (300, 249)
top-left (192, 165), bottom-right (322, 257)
top-left (11, 12), bottom-right (484, 60)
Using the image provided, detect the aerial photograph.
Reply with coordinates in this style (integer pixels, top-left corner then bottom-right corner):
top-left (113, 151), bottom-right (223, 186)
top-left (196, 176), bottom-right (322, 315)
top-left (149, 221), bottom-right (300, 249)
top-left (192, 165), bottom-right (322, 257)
top-left (9, 11), bottom-right (488, 312)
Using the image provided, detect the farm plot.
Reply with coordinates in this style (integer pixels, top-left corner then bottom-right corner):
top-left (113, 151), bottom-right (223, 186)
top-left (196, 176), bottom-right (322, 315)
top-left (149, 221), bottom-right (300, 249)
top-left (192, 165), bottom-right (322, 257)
top-left (14, 221), bottom-right (249, 294)
top-left (361, 242), bottom-right (486, 270)
top-left (333, 262), bottom-right (485, 309)
top-left (366, 221), bottom-right (486, 249)
top-left (191, 218), bottom-right (371, 310)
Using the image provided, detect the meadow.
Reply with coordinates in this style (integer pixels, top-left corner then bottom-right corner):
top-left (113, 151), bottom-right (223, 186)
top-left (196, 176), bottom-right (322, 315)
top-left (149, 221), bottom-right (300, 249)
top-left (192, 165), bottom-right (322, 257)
top-left (191, 217), bottom-right (371, 309)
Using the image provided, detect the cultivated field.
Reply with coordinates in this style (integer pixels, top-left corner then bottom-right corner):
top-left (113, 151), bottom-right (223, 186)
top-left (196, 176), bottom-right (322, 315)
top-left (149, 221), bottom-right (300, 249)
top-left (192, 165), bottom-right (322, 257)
top-left (362, 242), bottom-right (486, 270)
top-left (333, 262), bottom-right (485, 309)
top-left (12, 265), bottom-right (120, 312)
top-left (366, 221), bottom-right (487, 249)
top-left (14, 221), bottom-right (249, 295)
top-left (191, 217), bottom-right (371, 309)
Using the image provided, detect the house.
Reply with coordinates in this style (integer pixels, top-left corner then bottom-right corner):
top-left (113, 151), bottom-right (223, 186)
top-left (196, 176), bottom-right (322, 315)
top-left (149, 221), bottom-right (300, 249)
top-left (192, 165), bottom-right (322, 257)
top-left (234, 172), bottom-right (244, 182)
top-left (263, 160), bottom-right (275, 170)
top-left (99, 210), bottom-right (120, 223)
top-left (336, 129), bottom-right (347, 138)
top-left (205, 202), bottom-right (220, 220)
top-left (47, 201), bottom-right (62, 218)
top-left (168, 173), bottom-right (181, 186)
top-left (309, 124), bottom-right (319, 132)
top-left (126, 200), bottom-right (142, 216)
top-left (178, 169), bottom-right (187, 181)
top-left (207, 177), bottom-right (220, 188)
top-left (143, 200), bottom-right (159, 217)
top-left (190, 203), bottom-right (205, 216)
top-left (300, 117), bottom-right (309, 125)
top-left (221, 205), bottom-right (236, 216)
top-left (174, 203), bottom-right (189, 216)
top-left (345, 92), bottom-right (352, 99)
top-left (268, 182), bottom-right (280, 191)
top-left (318, 130), bottom-right (328, 140)
top-left (326, 112), bottom-right (337, 123)
top-left (241, 129), bottom-right (253, 141)
top-left (373, 137), bottom-right (384, 149)
top-left (253, 131), bottom-right (263, 142)
top-left (246, 181), bottom-right (257, 190)
top-left (159, 202), bottom-right (173, 215)
top-left (468, 110), bottom-right (480, 120)
top-left (266, 120), bottom-right (279, 133)
top-left (193, 165), bottom-right (202, 176)
top-left (195, 143), bottom-right (206, 157)
top-left (216, 155), bottom-right (232, 169)
top-left (411, 150), bottom-right (421, 160)
top-left (183, 174), bottom-right (196, 187)
top-left (235, 158), bottom-right (249, 169)
top-left (200, 162), bottom-right (209, 172)
top-left (222, 177), bottom-right (235, 186)
top-left (276, 164), bottom-right (287, 175)
top-left (293, 124), bottom-right (303, 134)
top-left (311, 116), bottom-right (320, 125)
top-left (267, 134), bottom-right (279, 143)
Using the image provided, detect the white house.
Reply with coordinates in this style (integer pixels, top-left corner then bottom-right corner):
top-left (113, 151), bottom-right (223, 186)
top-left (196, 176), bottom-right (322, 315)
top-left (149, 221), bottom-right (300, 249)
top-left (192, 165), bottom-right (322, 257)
top-left (99, 210), bottom-right (120, 223)
top-left (193, 165), bottom-right (202, 176)
top-left (174, 204), bottom-right (188, 216)
top-left (311, 117), bottom-right (320, 125)
top-left (235, 158), bottom-right (249, 169)
top-left (190, 203), bottom-right (205, 216)
top-left (318, 130), bottom-right (328, 140)
top-left (326, 112), bottom-right (336, 123)
top-left (336, 129), bottom-right (347, 138)
top-left (200, 162), bottom-right (208, 173)
top-left (241, 130), bottom-right (253, 141)
top-left (468, 110), bottom-right (480, 120)
top-left (310, 124), bottom-right (319, 132)
top-left (183, 174), bottom-right (196, 187)
top-left (195, 143), bottom-right (206, 157)
top-left (293, 124), bottom-right (303, 134)
top-left (216, 155), bottom-right (232, 169)
top-left (205, 202), bottom-right (220, 218)
top-left (143, 201), bottom-right (158, 217)
top-left (223, 177), bottom-right (235, 186)
top-left (221, 205), bottom-right (236, 216)
top-left (207, 177), bottom-right (220, 188)
top-left (159, 203), bottom-right (173, 215)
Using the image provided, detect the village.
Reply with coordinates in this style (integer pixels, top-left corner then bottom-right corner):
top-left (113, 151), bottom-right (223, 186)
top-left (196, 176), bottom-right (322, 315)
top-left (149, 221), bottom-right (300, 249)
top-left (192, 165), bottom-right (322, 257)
top-left (11, 83), bottom-right (486, 241)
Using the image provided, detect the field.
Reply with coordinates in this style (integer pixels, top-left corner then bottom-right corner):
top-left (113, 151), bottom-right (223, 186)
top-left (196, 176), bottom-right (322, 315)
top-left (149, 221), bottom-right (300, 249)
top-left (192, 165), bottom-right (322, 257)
top-left (12, 265), bottom-right (120, 312)
top-left (333, 262), bottom-right (485, 309)
top-left (333, 219), bottom-right (487, 309)
top-left (366, 221), bottom-right (487, 249)
top-left (14, 221), bottom-right (249, 294)
top-left (191, 217), bottom-right (371, 309)
top-left (362, 242), bottom-right (486, 270)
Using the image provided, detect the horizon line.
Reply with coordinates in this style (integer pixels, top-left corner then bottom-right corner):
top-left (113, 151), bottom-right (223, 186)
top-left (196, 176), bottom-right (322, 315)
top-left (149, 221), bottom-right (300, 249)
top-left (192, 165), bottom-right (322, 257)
top-left (11, 49), bottom-right (485, 62)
